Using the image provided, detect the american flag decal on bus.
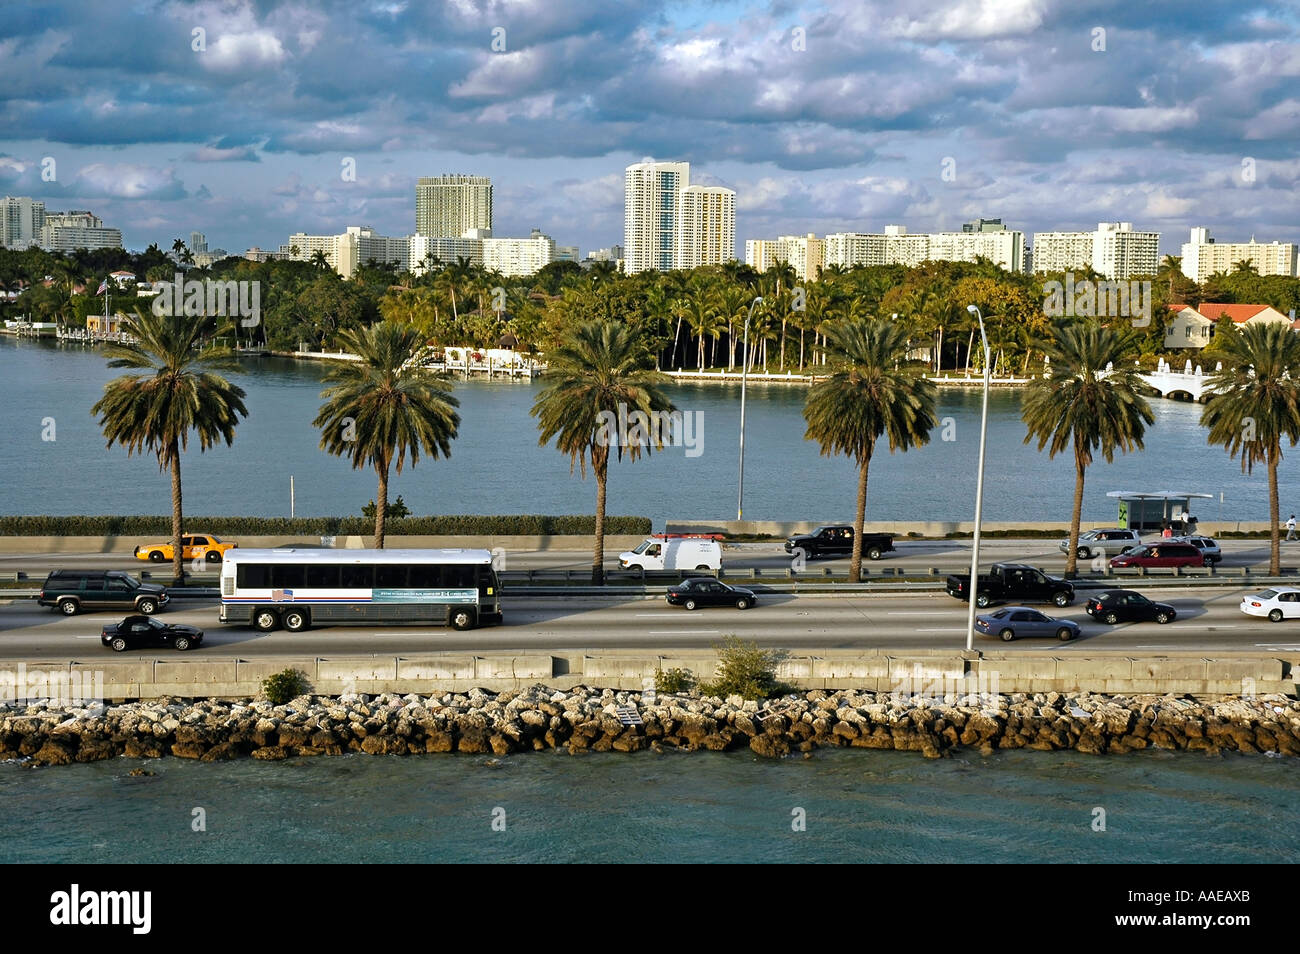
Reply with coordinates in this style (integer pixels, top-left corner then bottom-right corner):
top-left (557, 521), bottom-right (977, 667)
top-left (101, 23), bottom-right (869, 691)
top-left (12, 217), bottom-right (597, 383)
top-left (271, 589), bottom-right (294, 601)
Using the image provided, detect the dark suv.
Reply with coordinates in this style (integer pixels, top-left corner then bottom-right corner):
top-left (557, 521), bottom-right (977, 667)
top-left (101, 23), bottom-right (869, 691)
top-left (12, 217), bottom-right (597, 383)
top-left (785, 525), bottom-right (895, 560)
top-left (37, 570), bottom-right (169, 616)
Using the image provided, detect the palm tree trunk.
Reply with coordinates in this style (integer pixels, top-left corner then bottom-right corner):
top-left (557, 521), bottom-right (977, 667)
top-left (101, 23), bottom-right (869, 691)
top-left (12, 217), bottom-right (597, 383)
top-left (1066, 439), bottom-right (1087, 576)
top-left (727, 321), bottom-right (734, 369)
top-left (169, 442), bottom-right (184, 585)
top-left (671, 317), bottom-right (683, 370)
top-left (1269, 442), bottom-right (1281, 575)
top-left (779, 319), bottom-right (787, 370)
top-left (849, 450), bottom-right (872, 583)
top-left (374, 461), bottom-right (390, 549)
top-left (799, 328), bottom-right (805, 370)
top-left (966, 329), bottom-right (975, 373)
top-left (592, 450), bottom-right (609, 585)
top-left (935, 326), bottom-right (943, 372)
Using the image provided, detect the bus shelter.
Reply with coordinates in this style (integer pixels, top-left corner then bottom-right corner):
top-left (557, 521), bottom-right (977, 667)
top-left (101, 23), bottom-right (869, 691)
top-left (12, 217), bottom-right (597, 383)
top-left (1106, 491), bottom-right (1213, 534)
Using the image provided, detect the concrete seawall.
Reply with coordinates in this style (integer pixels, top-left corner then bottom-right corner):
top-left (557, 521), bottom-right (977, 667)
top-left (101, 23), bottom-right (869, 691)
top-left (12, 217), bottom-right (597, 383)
top-left (10, 650), bottom-right (1294, 701)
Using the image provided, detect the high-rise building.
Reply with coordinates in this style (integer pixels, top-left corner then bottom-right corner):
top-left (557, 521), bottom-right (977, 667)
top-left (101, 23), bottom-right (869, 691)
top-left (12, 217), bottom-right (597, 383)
top-left (283, 226), bottom-right (409, 279)
top-left (962, 217), bottom-right (1005, 233)
top-left (746, 234), bottom-right (825, 279)
top-left (416, 175), bottom-right (493, 238)
top-left (744, 239), bottom-right (779, 272)
top-left (40, 210), bottom-right (122, 252)
top-left (482, 228), bottom-right (556, 276)
top-left (1, 196), bottom-right (45, 249)
top-left (1031, 222), bottom-right (1160, 279)
top-left (624, 160), bottom-right (690, 273)
top-left (1180, 227), bottom-right (1298, 283)
top-left (407, 234), bottom-right (483, 274)
top-left (190, 231), bottom-right (207, 254)
top-left (675, 185), bottom-right (736, 269)
top-left (926, 228), bottom-right (1023, 273)
top-left (824, 225), bottom-right (1007, 270)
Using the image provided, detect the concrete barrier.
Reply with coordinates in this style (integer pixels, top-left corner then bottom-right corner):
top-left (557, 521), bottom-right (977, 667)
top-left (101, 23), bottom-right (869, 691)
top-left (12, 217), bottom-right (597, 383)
top-left (33, 650), bottom-right (1296, 701)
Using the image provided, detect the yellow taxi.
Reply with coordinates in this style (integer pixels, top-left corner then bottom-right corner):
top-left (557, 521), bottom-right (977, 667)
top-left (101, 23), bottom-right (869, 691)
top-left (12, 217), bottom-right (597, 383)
top-left (134, 533), bottom-right (238, 563)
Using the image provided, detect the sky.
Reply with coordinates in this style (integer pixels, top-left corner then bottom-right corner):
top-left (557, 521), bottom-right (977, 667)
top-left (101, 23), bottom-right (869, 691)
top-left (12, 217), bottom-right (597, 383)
top-left (1, 0), bottom-right (1298, 259)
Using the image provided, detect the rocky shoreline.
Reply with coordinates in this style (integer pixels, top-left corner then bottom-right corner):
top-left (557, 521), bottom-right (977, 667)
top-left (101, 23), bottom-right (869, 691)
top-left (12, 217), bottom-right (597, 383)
top-left (3, 686), bottom-right (1299, 766)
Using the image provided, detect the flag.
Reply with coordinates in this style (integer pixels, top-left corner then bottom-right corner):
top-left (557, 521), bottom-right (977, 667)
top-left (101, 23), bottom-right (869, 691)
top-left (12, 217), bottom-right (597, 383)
top-left (96, 278), bottom-right (108, 295)
top-left (271, 589), bottom-right (294, 602)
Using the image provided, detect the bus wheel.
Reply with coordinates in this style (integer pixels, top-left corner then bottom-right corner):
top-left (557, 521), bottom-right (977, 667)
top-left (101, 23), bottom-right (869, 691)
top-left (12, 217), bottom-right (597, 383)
top-left (450, 609), bottom-right (477, 631)
top-left (253, 609), bottom-right (280, 632)
top-left (283, 610), bottom-right (310, 633)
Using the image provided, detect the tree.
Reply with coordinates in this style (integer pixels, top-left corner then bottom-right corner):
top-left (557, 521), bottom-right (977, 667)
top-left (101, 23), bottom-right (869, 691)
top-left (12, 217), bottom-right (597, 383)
top-left (313, 321), bottom-right (461, 548)
top-left (531, 320), bottom-right (674, 584)
top-left (1201, 321), bottom-right (1300, 574)
top-left (803, 318), bottom-right (937, 582)
top-left (92, 306), bottom-right (248, 583)
top-left (1021, 321), bottom-right (1153, 575)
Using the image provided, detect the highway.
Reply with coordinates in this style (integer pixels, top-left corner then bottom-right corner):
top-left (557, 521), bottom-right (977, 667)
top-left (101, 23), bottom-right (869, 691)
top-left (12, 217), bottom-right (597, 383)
top-left (0, 537), bottom-right (1291, 577)
top-left (3, 585), bottom-right (1300, 661)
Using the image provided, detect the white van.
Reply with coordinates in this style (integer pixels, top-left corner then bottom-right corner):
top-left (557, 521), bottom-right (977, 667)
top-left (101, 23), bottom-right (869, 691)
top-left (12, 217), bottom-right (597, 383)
top-left (619, 536), bottom-right (722, 572)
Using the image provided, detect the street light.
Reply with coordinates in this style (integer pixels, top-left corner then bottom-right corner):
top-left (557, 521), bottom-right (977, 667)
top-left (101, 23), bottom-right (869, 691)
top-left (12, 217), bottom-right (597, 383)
top-left (737, 296), bottom-right (763, 520)
top-left (964, 304), bottom-right (991, 653)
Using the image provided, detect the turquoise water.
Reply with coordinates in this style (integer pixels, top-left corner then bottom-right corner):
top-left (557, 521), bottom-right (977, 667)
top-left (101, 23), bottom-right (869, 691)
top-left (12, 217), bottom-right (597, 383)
top-left (2, 749), bottom-right (1296, 863)
top-left (0, 337), bottom-right (1281, 522)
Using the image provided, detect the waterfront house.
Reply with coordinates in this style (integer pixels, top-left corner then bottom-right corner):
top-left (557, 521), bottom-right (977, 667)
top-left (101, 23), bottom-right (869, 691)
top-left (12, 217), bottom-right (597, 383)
top-left (1163, 302), bottom-right (1291, 349)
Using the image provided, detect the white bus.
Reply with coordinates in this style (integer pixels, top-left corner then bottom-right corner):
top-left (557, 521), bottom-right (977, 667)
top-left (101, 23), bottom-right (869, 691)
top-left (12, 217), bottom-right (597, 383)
top-left (219, 548), bottom-right (502, 632)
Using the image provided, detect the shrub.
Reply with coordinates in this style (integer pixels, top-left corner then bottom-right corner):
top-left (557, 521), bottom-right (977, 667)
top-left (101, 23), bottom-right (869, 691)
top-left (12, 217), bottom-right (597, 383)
top-left (654, 667), bottom-right (696, 694)
top-left (0, 514), bottom-right (653, 537)
top-left (699, 636), bottom-right (792, 701)
top-left (261, 668), bottom-right (308, 706)
top-left (362, 495), bottom-right (411, 521)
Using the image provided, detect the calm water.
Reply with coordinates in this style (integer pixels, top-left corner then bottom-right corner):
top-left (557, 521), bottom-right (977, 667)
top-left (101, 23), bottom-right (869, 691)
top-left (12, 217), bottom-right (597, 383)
top-left (0, 337), bottom-right (1287, 523)
top-left (1, 748), bottom-right (1296, 863)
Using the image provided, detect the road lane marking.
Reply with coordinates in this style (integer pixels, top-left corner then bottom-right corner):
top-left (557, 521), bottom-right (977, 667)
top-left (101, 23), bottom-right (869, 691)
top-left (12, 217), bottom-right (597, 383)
top-left (648, 630), bottom-right (719, 635)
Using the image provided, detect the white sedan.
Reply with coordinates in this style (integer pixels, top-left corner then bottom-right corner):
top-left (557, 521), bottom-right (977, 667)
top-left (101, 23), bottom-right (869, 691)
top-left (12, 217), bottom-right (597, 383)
top-left (1240, 588), bottom-right (1300, 622)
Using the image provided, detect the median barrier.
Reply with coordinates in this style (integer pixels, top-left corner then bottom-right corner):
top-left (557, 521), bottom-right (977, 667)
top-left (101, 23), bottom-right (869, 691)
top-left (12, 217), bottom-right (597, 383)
top-left (397, 656), bottom-right (477, 681)
top-left (474, 655), bottom-right (553, 681)
top-left (234, 657), bottom-right (315, 690)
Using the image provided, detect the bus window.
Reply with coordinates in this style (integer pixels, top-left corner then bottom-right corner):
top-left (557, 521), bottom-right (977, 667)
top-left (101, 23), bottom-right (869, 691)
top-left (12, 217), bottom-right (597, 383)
top-left (340, 564), bottom-right (374, 589)
top-left (476, 565), bottom-right (498, 595)
top-left (271, 564), bottom-right (305, 589)
top-left (306, 564), bottom-right (340, 588)
top-left (445, 565), bottom-right (475, 589)
top-left (238, 564), bottom-right (271, 589)
top-left (375, 564), bottom-right (409, 589)
top-left (409, 564), bottom-right (445, 589)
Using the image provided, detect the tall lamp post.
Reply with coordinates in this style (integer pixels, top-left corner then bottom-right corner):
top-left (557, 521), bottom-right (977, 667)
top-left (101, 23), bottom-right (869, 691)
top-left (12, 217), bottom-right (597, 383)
top-left (964, 304), bottom-right (991, 652)
top-left (737, 296), bottom-right (763, 520)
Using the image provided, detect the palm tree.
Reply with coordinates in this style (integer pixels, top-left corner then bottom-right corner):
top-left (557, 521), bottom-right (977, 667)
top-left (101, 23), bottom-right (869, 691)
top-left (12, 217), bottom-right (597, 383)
top-left (531, 320), bottom-right (674, 584)
top-left (92, 307), bottom-right (248, 583)
top-left (804, 318), bottom-right (938, 582)
top-left (682, 275), bottom-right (720, 370)
top-left (309, 250), bottom-right (330, 272)
top-left (1022, 321), bottom-right (1153, 575)
top-left (313, 321), bottom-right (461, 548)
top-left (1201, 321), bottom-right (1300, 575)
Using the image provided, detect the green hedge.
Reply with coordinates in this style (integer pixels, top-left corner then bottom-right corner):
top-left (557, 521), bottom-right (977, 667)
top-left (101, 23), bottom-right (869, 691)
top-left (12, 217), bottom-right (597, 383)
top-left (0, 515), bottom-right (653, 536)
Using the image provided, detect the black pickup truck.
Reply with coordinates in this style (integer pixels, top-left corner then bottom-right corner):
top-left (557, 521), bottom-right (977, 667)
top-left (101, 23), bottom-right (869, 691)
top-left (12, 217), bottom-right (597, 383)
top-left (945, 563), bottom-right (1074, 608)
top-left (784, 525), bottom-right (895, 560)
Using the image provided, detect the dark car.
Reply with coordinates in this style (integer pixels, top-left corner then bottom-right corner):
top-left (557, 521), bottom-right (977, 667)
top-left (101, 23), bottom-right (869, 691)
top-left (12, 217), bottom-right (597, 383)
top-left (785, 525), bottom-right (894, 560)
top-left (666, 578), bottom-right (757, 610)
top-left (101, 615), bottom-right (203, 652)
top-left (1085, 589), bottom-right (1177, 624)
top-left (975, 606), bottom-right (1080, 642)
top-left (1108, 542), bottom-right (1205, 569)
top-left (37, 569), bottom-right (169, 616)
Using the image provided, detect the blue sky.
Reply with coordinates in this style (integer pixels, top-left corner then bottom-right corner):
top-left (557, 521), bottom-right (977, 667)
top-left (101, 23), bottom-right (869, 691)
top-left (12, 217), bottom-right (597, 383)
top-left (2, 0), bottom-right (1298, 258)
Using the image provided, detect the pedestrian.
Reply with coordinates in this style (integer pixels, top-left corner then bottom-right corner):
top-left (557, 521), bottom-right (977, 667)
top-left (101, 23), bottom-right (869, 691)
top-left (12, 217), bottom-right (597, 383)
top-left (1287, 514), bottom-right (1297, 541)
top-left (1161, 524), bottom-right (1173, 539)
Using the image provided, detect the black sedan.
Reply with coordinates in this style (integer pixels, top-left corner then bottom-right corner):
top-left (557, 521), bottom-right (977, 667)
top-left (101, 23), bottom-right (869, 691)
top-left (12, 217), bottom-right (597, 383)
top-left (666, 578), bottom-right (757, 610)
top-left (101, 615), bottom-right (204, 652)
top-left (975, 606), bottom-right (1080, 642)
top-left (1084, 590), bottom-right (1177, 625)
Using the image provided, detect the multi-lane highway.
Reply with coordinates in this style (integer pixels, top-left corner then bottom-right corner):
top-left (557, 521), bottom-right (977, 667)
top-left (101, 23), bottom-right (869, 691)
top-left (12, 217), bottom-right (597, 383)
top-left (3, 586), bottom-right (1300, 661)
top-left (0, 536), bottom-right (1291, 577)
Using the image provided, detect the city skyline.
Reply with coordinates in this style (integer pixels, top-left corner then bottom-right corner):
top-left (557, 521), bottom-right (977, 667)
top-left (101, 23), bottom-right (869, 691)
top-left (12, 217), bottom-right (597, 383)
top-left (1, 1), bottom-right (1298, 257)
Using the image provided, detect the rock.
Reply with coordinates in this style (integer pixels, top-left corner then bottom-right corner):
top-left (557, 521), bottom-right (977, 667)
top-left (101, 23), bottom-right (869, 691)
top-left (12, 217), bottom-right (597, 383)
top-left (750, 734), bottom-right (790, 758)
top-left (250, 746), bottom-right (289, 760)
top-left (32, 739), bottom-right (75, 765)
top-left (171, 742), bottom-right (207, 759)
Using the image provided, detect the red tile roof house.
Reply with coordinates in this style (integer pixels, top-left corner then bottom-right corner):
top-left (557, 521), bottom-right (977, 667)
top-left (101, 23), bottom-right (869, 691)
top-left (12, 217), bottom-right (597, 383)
top-left (1163, 303), bottom-right (1292, 349)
